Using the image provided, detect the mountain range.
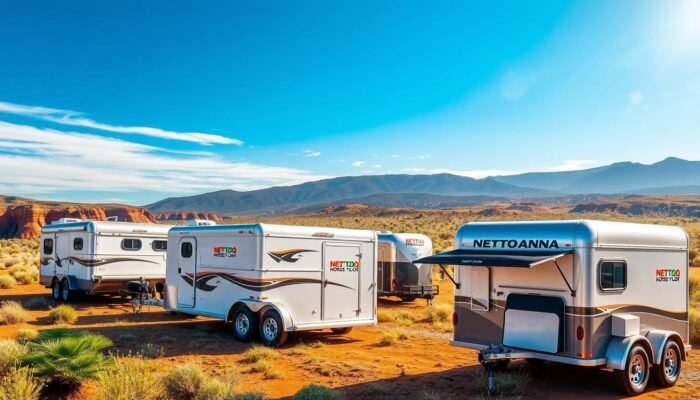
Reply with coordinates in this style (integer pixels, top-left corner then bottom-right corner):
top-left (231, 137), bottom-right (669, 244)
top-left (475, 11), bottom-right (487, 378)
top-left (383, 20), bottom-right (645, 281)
top-left (146, 157), bottom-right (700, 214)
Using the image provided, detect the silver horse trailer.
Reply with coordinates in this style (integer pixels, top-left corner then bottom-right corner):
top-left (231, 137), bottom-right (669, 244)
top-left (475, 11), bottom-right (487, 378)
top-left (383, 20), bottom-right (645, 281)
top-left (377, 232), bottom-right (437, 301)
top-left (415, 220), bottom-right (690, 395)
top-left (39, 218), bottom-right (172, 302)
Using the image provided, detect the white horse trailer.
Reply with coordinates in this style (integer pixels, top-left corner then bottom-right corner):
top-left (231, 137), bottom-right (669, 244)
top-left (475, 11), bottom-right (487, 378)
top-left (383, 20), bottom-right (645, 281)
top-left (377, 232), bottom-right (437, 301)
top-left (39, 219), bottom-right (172, 302)
top-left (415, 220), bottom-right (690, 395)
top-left (163, 223), bottom-right (378, 346)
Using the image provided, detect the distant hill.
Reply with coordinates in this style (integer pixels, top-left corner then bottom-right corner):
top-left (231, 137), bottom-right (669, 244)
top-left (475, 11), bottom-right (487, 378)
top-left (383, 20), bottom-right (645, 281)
top-left (294, 193), bottom-right (509, 213)
top-left (493, 157), bottom-right (700, 194)
top-left (570, 195), bottom-right (700, 218)
top-left (146, 174), bottom-right (549, 214)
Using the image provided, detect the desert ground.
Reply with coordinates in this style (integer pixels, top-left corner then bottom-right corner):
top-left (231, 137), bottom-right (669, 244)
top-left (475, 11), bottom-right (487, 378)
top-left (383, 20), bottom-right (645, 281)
top-left (1, 208), bottom-right (699, 399)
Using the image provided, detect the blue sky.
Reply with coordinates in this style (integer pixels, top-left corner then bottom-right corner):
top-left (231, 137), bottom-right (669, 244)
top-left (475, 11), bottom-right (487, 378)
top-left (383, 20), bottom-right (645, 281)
top-left (1, 1), bottom-right (699, 205)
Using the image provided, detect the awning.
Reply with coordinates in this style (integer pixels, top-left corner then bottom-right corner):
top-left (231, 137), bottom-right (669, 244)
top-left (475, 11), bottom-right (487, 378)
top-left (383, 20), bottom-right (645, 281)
top-left (413, 249), bottom-right (573, 268)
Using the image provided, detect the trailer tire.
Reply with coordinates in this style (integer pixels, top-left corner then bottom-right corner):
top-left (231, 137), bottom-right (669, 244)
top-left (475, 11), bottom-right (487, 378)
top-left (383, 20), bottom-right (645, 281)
top-left (652, 340), bottom-right (681, 388)
top-left (400, 296), bottom-right (417, 302)
top-left (259, 309), bottom-right (288, 347)
top-left (331, 327), bottom-right (353, 335)
top-left (615, 344), bottom-right (650, 395)
top-left (60, 279), bottom-right (74, 303)
top-left (231, 306), bottom-right (257, 342)
top-left (51, 279), bottom-right (62, 302)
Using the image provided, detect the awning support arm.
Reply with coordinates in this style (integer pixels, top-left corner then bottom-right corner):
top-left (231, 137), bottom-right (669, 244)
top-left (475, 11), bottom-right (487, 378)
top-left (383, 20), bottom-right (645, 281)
top-left (554, 259), bottom-right (575, 297)
top-left (439, 264), bottom-right (460, 289)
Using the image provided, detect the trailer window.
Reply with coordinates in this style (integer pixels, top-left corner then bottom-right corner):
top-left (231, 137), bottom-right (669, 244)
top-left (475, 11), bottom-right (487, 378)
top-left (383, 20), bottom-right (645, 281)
top-left (121, 238), bottom-right (142, 251)
top-left (43, 239), bottom-right (53, 255)
top-left (181, 242), bottom-right (193, 258)
top-left (152, 240), bottom-right (167, 251)
top-left (73, 238), bottom-right (83, 251)
top-left (599, 261), bottom-right (626, 291)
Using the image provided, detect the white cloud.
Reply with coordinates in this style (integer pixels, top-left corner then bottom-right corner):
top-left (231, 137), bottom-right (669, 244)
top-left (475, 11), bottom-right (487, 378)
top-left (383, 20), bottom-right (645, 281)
top-left (372, 164), bottom-right (382, 168)
top-left (629, 92), bottom-right (644, 105)
top-left (500, 70), bottom-right (537, 100)
top-left (390, 154), bottom-right (400, 158)
top-left (303, 150), bottom-right (321, 157)
top-left (0, 100), bottom-right (240, 145)
top-left (0, 121), bottom-right (328, 199)
top-left (545, 160), bottom-right (598, 172)
top-left (351, 161), bottom-right (366, 167)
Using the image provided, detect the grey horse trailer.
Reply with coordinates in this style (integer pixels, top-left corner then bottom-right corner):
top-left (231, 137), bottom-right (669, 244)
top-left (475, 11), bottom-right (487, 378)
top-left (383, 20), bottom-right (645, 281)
top-left (377, 232), bottom-right (437, 301)
top-left (415, 220), bottom-right (690, 395)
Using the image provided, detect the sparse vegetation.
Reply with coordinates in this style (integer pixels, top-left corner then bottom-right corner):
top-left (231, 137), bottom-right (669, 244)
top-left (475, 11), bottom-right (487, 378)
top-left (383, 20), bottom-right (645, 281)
top-left (0, 339), bottom-right (26, 376)
top-left (230, 392), bottom-right (266, 400)
top-left (137, 343), bottom-right (164, 359)
top-left (162, 363), bottom-right (231, 400)
top-left (379, 329), bottom-right (407, 346)
top-left (425, 303), bottom-right (451, 324)
top-left (249, 359), bottom-right (282, 379)
top-left (294, 384), bottom-right (341, 400)
top-left (0, 301), bottom-right (30, 324)
top-left (241, 345), bottom-right (278, 363)
top-left (0, 366), bottom-right (41, 400)
top-left (15, 329), bottom-right (39, 343)
top-left (95, 355), bottom-right (161, 400)
top-left (22, 297), bottom-right (49, 310)
top-left (48, 304), bottom-right (77, 324)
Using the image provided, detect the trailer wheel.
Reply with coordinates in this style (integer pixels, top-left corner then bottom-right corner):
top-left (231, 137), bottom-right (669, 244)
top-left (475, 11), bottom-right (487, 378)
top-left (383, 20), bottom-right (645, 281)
top-left (51, 279), bottom-right (62, 302)
top-left (653, 340), bottom-right (681, 388)
top-left (259, 309), bottom-right (288, 347)
top-left (231, 306), bottom-right (257, 342)
top-left (60, 279), bottom-right (74, 303)
top-left (400, 296), bottom-right (417, 302)
top-left (615, 344), bottom-right (650, 395)
top-left (331, 327), bottom-right (353, 335)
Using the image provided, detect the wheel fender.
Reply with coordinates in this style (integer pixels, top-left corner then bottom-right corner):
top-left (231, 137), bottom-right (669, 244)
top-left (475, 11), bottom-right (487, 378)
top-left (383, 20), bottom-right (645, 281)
top-left (260, 302), bottom-right (294, 332)
top-left (605, 335), bottom-right (653, 370)
top-left (646, 330), bottom-right (686, 363)
top-left (65, 276), bottom-right (80, 291)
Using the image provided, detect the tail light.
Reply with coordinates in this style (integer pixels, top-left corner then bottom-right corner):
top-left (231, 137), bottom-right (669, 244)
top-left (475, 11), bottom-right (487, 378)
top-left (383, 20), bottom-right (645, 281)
top-left (576, 325), bottom-right (585, 341)
top-left (452, 312), bottom-right (458, 326)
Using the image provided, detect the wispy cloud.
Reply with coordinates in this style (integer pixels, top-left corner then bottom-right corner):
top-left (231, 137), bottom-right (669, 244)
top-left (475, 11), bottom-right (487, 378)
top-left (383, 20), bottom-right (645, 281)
top-left (545, 160), bottom-right (598, 172)
top-left (0, 101), bottom-right (240, 145)
top-left (303, 150), bottom-right (321, 157)
top-left (0, 121), bottom-right (327, 201)
top-left (351, 161), bottom-right (366, 167)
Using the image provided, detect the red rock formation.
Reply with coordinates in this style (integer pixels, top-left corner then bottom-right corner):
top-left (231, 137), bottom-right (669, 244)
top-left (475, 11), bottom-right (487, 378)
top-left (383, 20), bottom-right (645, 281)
top-left (153, 212), bottom-right (224, 223)
top-left (0, 204), bottom-right (157, 239)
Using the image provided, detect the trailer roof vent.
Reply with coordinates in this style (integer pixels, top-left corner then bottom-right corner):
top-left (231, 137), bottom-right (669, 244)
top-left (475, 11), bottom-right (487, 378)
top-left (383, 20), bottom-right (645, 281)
top-left (187, 219), bottom-right (217, 226)
top-left (51, 218), bottom-right (83, 225)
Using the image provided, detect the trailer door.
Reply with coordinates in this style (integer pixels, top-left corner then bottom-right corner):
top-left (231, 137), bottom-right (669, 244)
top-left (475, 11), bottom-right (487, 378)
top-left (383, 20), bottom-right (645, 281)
top-left (55, 233), bottom-right (71, 277)
top-left (322, 242), bottom-right (361, 320)
top-left (177, 237), bottom-right (197, 308)
top-left (471, 267), bottom-right (490, 311)
top-left (377, 242), bottom-right (394, 293)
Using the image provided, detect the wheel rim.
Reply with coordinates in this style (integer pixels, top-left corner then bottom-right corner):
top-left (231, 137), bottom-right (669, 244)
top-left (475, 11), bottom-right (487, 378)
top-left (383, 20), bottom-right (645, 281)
top-left (262, 317), bottom-right (278, 341)
top-left (62, 282), bottom-right (69, 300)
top-left (235, 313), bottom-right (250, 336)
top-left (629, 353), bottom-right (647, 388)
top-left (664, 347), bottom-right (679, 379)
top-left (52, 282), bottom-right (60, 299)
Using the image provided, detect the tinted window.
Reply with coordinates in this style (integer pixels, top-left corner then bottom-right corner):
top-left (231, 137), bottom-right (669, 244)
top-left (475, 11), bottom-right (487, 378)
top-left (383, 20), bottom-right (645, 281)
top-left (43, 239), bottom-right (53, 254)
top-left (121, 238), bottom-right (142, 251)
top-left (599, 261), bottom-right (626, 291)
top-left (152, 240), bottom-right (168, 251)
top-left (73, 238), bottom-right (83, 251)
top-left (181, 242), bottom-right (193, 258)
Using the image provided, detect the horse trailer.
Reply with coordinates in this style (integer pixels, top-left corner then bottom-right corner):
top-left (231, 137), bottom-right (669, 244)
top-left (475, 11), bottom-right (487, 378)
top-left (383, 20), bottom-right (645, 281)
top-left (163, 223), bottom-right (378, 346)
top-left (377, 232), bottom-right (437, 301)
top-left (415, 220), bottom-right (690, 395)
top-left (39, 218), bottom-right (172, 302)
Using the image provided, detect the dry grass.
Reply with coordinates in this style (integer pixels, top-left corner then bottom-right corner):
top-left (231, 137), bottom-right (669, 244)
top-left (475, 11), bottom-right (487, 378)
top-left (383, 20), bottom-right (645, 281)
top-left (48, 305), bottom-right (77, 324)
top-left (378, 329), bottom-right (407, 346)
top-left (95, 356), bottom-right (162, 400)
top-left (0, 366), bottom-right (41, 400)
top-left (162, 363), bottom-right (231, 400)
top-left (15, 329), bottom-right (39, 343)
top-left (425, 303), bottom-right (451, 324)
top-left (249, 359), bottom-right (282, 379)
top-left (0, 339), bottom-right (26, 376)
top-left (0, 301), bottom-right (30, 325)
top-left (0, 276), bottom-right (16, 289)
top-left (241, 345), bottom-right (278, 363)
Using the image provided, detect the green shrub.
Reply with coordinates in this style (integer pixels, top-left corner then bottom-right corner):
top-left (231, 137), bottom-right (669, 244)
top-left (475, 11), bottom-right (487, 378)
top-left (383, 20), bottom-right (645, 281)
top-left (0, 366), bottom-right (41, 400)
top-left (48, 304), bottom-right (77, 324)
top-left (95, 356), bottom-right (161, 400)
top-left (294, 384), bottom-right (340, 400)
top-left (0, 276), bottom-right (16, 289)
top-left (20, 331), bottom-right (113, 385)
top-left (0, 340), bottom-right (26, 376)
top-left (16, 329), bottom-right (39, 343)
top-left (162, 363), bottom-right (230, 400)
top-left (425, 303), bottom-right (451, 324)
top-left (0, 301), bottom-right (30, 324)
top-left (241, 346), bottom-right (278, 363)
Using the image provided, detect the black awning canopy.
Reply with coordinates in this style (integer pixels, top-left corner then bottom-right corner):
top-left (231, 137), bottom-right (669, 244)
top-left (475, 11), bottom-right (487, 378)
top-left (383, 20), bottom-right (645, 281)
top-left (413, 249), bottom-right (573, 268)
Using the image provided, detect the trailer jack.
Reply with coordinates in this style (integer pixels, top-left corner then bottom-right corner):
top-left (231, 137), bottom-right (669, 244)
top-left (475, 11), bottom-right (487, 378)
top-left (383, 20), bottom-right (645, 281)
top-left (478, 345), bottom-right (535, 395)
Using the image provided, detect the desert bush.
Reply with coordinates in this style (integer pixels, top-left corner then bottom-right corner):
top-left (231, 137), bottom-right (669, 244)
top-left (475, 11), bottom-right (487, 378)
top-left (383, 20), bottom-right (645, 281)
top-left (0, 276), bottom-right (16, 289)
top-left (377, 309), bottom-right (395, 323)
top-left (137, 343), bottom-right (164, 359)
top-left (229, 392), bottom-right (266, 400)
top-left (0, 340), bottom-right (26, 376)
top-left (22, 297), bottom-right (49, 310)
top-left (483, 368), bottom-right (531, 396)
top-left (690, 308), bottom-right (700, 343)
top-left (249, 359), bottom-right (281, 379)
top-left (16, 329), bottom-right (39, 343)
top-left (425, 303), bottom-right (451, 324)
top-left (362, 382), bottom-right (389, 396)
top-left (48, 304), bottom-right (77, 324)
top-left (0, 366), bottom-right (41, 400)
top-left (0, 301), bottom-right (30, 324)
top-left (162, 363), bottom-right (230, 400)
top-left (294, 384), bottom-right (340, 400)
top-left (241, 345), bottom-right (278, 363)
top-left (20, 330), bottom-right (113, 385)
top-left (379, 330), bottom-right (399, 346)
top-left (394, 310), bottom-right (416, 326)
top-left (95, 356), bottom-right (161, 400)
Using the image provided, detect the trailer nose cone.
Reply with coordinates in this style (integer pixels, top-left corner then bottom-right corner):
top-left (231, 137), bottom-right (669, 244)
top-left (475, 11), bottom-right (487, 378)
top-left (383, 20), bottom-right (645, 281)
top-left (576, 325), bottom-right (585, 341)
top-left (452, 312), bottom-right (458, 326)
